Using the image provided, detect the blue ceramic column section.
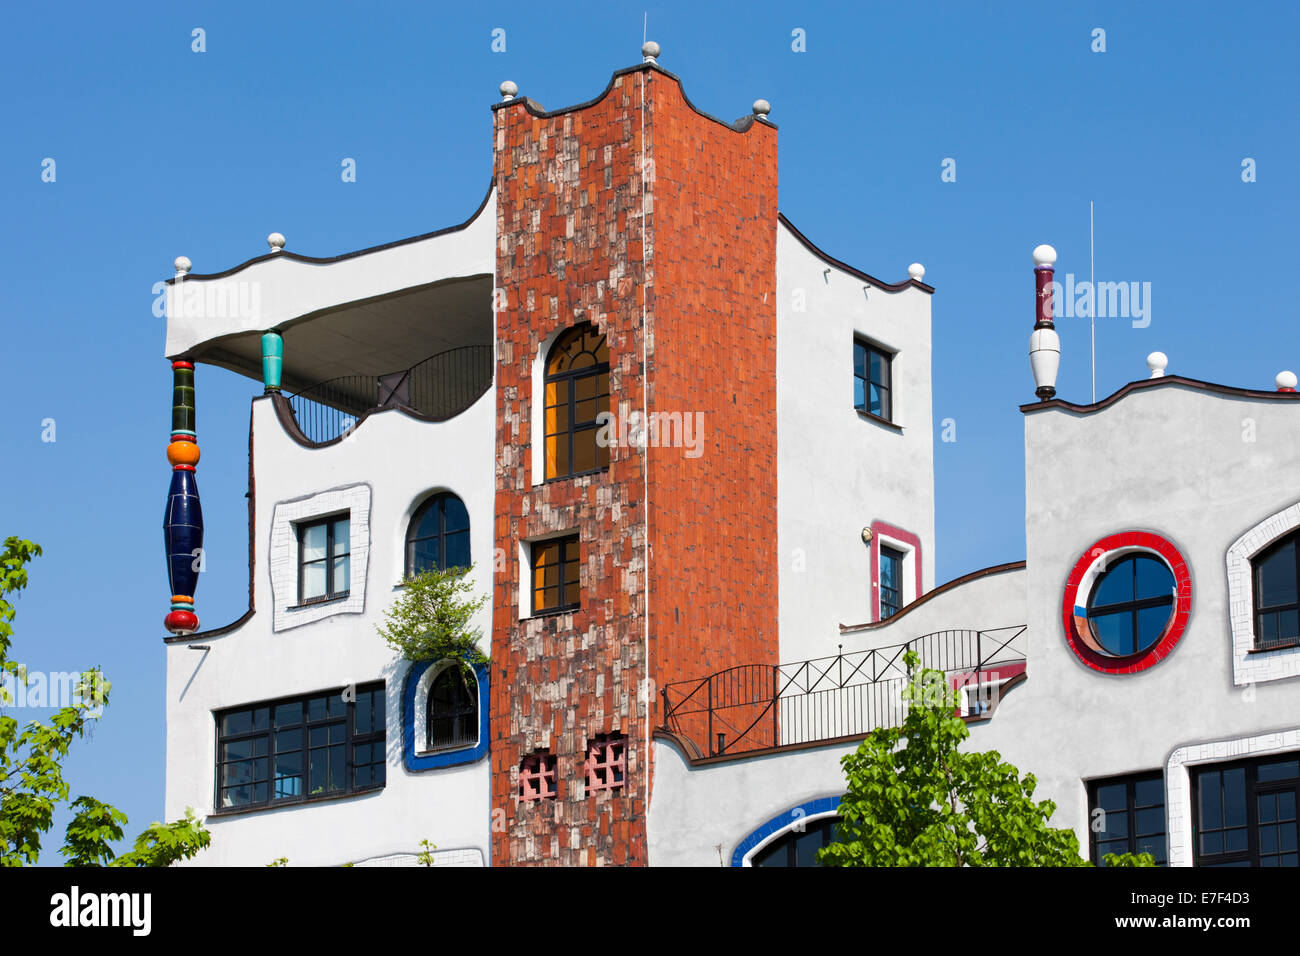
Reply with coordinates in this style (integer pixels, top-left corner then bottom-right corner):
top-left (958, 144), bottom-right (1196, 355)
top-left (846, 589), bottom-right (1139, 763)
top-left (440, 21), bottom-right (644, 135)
top-left (163, 360), bottom-right (203, 635)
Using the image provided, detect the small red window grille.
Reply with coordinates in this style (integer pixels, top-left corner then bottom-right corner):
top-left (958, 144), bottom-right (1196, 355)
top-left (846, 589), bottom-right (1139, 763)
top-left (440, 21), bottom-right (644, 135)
top-left (584, 734), bottom-right (627, 793)
top-left (519, 751), bottom-right (557, 801)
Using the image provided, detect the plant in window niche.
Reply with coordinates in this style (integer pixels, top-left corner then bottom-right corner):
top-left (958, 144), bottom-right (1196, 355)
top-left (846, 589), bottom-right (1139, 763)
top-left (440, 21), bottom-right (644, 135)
top-left (376, 566), bottom-right (489, 665)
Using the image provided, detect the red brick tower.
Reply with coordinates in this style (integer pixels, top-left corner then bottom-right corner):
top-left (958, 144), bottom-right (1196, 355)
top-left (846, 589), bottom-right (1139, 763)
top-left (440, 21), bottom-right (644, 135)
top-left (490, 50), bottom-right (779, 866)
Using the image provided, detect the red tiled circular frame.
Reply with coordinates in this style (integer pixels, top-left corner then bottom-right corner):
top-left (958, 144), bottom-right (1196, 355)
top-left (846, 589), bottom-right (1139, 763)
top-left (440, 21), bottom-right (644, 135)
top-left (1062, 531), bottom-right (1192, 674)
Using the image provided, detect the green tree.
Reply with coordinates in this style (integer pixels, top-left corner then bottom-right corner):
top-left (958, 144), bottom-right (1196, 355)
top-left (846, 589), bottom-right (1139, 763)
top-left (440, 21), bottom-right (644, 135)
top-left (376, 565), bottom-right (488, 664)
top-left (0, 537), bottom-right (210, 866)
top-left (820, 650), bottom-right (1150, 867)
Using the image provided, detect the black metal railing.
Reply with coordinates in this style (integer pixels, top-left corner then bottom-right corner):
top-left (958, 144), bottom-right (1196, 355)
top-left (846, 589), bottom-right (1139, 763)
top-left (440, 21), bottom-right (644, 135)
top-left (660, 626), bottom-right (1027, 759)
top-left (286, 345), bottom-right (493, 443)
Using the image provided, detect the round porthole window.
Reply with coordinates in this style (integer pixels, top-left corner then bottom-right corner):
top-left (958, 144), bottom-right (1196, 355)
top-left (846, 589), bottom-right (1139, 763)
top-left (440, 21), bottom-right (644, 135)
top-left (1062, 532), bottom-right (1191, 673)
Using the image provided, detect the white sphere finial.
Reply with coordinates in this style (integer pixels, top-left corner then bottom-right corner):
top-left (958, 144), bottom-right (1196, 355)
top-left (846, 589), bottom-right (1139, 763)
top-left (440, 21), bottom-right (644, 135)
top-left (1147, 351), bottom-right (1168, 378)
top-left (267, 233), bottom-right (286, 253)
top-left (174, 256), bottom-right (192, 276)
top-left (1032, 244), bottom-right (1057, 268)
top-left (752, 99), bottom-right (771, 117)
top-left (499, 81), bottom-right (517, 101)
top-left (642, 40), bottom-right (660, 63)
top-left (1276, 370), bottom-right (1297, 391)
top-left (907, 263), bottom-right (925, 281)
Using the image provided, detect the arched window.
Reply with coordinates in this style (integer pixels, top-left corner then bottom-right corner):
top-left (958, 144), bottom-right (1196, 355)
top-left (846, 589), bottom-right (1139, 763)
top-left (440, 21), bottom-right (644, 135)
top-left (1086, 553), bottom-right (1175, 657)
top-left (426, 663), bottom-right (478, 752)
top-left (544, 325), bottom-right (610, 480)
top-left (752, 817), bottom-right (841, 867)
top-left (406, 493), bottom-right (470, 577)
top-left (1254, 531), bottom-right (1300, 649)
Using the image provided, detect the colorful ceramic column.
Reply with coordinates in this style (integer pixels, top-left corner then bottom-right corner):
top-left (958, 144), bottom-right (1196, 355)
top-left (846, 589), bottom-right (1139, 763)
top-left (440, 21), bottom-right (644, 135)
top-left (261, 330), bottom-right (283, 393)
top-left (163, 360), bottom-right (204, 635)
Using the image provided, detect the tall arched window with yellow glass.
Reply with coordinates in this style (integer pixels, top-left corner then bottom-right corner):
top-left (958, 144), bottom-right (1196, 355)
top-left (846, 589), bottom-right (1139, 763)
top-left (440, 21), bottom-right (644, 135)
top-left (544, 325), bottom-right (610, 479)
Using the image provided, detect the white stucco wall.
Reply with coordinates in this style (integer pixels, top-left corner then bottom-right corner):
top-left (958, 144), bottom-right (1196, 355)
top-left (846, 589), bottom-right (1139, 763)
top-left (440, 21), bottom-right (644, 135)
top-left (775, 223), bottom-right (935, 664)
top-left (164, 390), bottom-right (496, 866)
top-left (969, 382), bottom-right (1300, 860)
top-left (165, 190), bottom-right (496, 357)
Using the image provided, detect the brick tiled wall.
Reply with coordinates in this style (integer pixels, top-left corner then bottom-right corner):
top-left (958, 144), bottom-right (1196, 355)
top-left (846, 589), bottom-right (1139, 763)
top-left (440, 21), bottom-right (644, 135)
top-left (489, 65), bottom-right (779, 866)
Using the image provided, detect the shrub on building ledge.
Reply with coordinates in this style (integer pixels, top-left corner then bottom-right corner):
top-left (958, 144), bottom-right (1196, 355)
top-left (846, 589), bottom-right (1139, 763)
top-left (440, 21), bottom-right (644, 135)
top-left (376, 566), bottom-right (488, 665)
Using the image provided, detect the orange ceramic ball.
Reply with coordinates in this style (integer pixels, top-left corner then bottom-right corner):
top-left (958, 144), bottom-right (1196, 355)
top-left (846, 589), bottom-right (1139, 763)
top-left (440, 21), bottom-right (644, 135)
top-left (167, 440), bottom-right (201, 468)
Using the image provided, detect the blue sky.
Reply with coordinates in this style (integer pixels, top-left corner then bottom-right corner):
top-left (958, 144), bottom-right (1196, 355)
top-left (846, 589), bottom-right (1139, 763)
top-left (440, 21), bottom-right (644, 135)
top-left (1, 1), bottom-right (1296, 860)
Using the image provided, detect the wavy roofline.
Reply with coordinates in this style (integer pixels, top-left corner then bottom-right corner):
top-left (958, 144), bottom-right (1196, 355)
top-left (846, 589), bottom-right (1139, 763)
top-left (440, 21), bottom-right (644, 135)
top-left (165, 178), bottom-right (495, 285)
top-left (490, 61), bottom-right (775, 134)
top-left (838, 560), bottom-right (1026, 633)
top-left (778, 213), bottom-right (935, 294)
top-left (1021, 374), bottom-right (1300, 415)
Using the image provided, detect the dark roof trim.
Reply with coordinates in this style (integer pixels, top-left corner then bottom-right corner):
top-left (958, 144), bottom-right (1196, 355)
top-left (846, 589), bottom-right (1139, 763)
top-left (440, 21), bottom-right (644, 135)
top-left (166, 178), bottom-right (495, 284)
top-left (164, 403), bottom-right (257, 644)
top-left (490, 62), bottom-right (775, 134)
top-left (778, 213), bottom-right (935, 294)
top-left (838, 560), bottom-right (1026, 633)
top-left (1020, 374), bottom-right (1300, 416)
top-left (653, 672), bottom-right (1027, 768)
top-left (266, 388), bottom-right (491, 450)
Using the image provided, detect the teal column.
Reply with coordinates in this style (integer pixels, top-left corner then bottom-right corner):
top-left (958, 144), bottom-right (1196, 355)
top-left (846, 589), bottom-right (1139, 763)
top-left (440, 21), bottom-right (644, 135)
top-left (261, 331), bottom-right (283, 393)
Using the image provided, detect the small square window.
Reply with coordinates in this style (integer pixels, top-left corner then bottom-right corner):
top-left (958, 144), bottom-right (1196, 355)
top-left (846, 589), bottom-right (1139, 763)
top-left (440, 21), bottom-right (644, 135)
top-left (584, 734), bottom-right (627, 794)
top-left (298, 514), bottom-right (350, 604)
top-left (854, 339), bottom-right (892, 421)
top-left (531, 535), bottom-right (580, 615)
top-left (519, 751), bottom-right (557, 801)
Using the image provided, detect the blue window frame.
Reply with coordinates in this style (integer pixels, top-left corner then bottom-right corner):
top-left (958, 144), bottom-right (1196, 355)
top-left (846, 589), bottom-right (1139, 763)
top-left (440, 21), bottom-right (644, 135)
top-left (880, 546), bottom-right (904, 620)
top-left (1086, 553), bottom-right (1174, 656)
top-left (854, 339), bottom-right (892, 421)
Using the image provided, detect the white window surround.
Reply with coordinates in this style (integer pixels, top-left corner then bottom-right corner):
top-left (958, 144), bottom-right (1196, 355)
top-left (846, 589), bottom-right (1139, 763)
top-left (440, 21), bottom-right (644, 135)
top-left (413, 659), bottom-right (481, 756)
top-left (270, 483), bottom-right (371, 632)
top-left (1226, 500), bottom-right (1300, 686)
top-left (517, 531), bottom-right (579, 620)
top-left (740, 810), bottom-right (841, 867)
top-left (875, 533), bottom-right (916, 618)
top-left (1165, 728), bottom-right (1300, 866)
top-left (530, 326), bottom-right (568, 487)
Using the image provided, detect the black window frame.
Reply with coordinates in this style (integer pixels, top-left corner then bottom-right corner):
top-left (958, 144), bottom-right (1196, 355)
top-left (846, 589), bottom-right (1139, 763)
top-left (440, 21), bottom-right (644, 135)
top-left (544, 324), bottom-right (611, 482)
top-left (853, 338), bottom-right (893, 422)
top-left (879, 545), bottom-right (905, 620)
top-left (425, 662), bottom-right (479, 753)
top-left (752, 816), bottom-right (842, 867)
top-left (405, 492), bottom-right (471, 579)
top-left (213, 681), bottom-right (385, 815)
top-left (1085, 553), bottom-right (1174, 657)
top-left (1087, 770), bottom-right (1167, 865)
top-left (296, 513), bottom-right (350, 606)
top-left (1252, 531), bottom-right (1300, 650)
top-left (530, 534), bottom-right (580, 616)
top-left (1192, 753), bottom-right (1299, 867)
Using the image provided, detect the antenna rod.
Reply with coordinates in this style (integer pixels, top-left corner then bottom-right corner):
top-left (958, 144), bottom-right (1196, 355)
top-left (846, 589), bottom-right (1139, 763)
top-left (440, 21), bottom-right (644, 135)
top-left (1090, 201), bottom-right (1096, 403)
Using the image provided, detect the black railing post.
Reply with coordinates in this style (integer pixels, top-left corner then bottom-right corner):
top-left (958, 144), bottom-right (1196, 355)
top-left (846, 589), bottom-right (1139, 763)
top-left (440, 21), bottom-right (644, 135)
top-left (707, 679), bottom-right (714, 757)
top-left (771, 663), bottom-right (779, 747)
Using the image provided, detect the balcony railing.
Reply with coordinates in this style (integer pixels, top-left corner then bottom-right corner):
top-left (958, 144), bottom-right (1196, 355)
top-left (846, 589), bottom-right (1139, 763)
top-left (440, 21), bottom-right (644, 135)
top-left (659, 626), bottom-right (1027, 759)
top-left (286, 344), bottom-right (493, 444)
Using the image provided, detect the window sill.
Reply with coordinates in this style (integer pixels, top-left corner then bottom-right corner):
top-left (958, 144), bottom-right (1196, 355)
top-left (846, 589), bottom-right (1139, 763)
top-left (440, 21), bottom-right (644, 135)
top-left (209, 784), bottom-right (384, 819)
top-left (528, 604), bottom-right (581, 620)
top-left (287, 592), bottom-right (351, 611)
top-left (542, 467), bottom-right (609, 486)
top-left (1248, 641), bottom-right (1300, 654)
top-left (855, 408), bottom-right (903, 432)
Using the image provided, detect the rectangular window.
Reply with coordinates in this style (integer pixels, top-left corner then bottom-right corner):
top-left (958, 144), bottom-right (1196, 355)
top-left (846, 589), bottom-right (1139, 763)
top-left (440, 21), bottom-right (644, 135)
top-left (298, 514), bottom-right (350, 604)
top-left (585, 734), bottom-right (627, 794)
top-left (519, 751), bottom-right (557, 801)
top-left (854, 339), bottom-right (892, 421)
top-left (880, 546), bottom-right (904, 620)
top-left (1193, 754), bottom-right (1298, 866)
top-left (215, 682), bottom-right (384, 812)
top-left (531, 535), bottom-right (580, 614)
top-left (1088, 771), bottom-right (1166, 865)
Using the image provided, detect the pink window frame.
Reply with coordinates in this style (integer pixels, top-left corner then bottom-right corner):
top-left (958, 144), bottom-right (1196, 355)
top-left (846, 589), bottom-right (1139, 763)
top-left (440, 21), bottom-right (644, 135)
top-left (584, 734), bottom-right (627, 794)
top-left (870, 520), bottom-right (924, 623)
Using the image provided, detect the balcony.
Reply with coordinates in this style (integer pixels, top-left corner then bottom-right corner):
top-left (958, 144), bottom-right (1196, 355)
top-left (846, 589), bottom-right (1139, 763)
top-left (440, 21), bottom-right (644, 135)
top-left (659, 626), bottom-right (1027, 760)
top-left (284, 344), bottom-right (494, 444)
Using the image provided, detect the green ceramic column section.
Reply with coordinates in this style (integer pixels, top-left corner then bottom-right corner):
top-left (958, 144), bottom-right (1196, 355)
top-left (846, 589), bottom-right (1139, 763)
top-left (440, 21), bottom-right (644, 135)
top-left (261, 331), bottom-right (283, 393)
top-left (172, 363), bottom-right (196, 437)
